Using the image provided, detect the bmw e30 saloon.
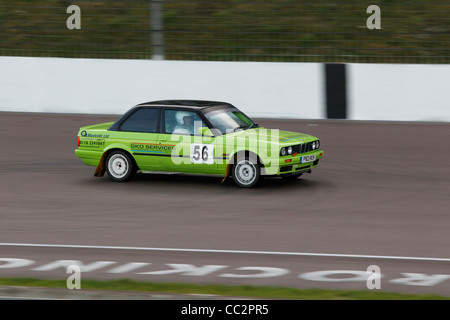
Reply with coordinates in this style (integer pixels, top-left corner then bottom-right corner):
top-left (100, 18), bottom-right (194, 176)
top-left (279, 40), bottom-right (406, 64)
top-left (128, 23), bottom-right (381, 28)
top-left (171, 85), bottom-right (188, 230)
top-left (75, 100), bottom-right (324, 187)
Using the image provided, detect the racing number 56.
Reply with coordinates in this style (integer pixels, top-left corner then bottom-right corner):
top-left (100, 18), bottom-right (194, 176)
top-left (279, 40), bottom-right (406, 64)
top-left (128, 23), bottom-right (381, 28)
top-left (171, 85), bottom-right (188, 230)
top-left (192, 145), bottom-right (207, 161)
top-left (190, 143), bottom-right (214, 164)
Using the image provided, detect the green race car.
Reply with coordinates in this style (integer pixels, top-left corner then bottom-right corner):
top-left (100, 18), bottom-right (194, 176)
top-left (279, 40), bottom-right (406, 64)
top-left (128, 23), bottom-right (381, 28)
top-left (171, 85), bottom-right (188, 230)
top-left (75, 100), bottom-right (324, 187)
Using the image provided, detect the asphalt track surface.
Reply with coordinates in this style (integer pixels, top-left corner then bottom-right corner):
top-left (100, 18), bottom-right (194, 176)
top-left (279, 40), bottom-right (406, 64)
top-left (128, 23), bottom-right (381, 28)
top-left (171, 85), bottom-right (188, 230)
top-left (0, 112), bottom-right (449, 297)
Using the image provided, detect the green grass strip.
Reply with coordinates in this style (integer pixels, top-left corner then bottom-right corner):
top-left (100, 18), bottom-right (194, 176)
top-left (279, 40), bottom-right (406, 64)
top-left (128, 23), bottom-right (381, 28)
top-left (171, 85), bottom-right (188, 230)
top-left (0, 278), bottom-right (448, 300)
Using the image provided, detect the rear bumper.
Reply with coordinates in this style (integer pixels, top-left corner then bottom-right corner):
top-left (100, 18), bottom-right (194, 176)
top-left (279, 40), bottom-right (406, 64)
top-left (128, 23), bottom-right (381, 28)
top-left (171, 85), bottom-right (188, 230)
top-left (75, 149), bottom-right (103, 167)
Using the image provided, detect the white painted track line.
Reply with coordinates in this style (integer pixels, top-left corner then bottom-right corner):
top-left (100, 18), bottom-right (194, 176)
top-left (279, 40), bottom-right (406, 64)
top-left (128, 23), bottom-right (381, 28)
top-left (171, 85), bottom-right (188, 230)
top-left (0, 243), bottom-right (449, 262)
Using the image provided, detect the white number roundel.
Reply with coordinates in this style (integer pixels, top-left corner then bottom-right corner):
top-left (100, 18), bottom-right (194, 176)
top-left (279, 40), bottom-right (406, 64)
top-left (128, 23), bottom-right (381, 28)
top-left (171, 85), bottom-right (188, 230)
top-left (190, 144), bottom-right (214, 164)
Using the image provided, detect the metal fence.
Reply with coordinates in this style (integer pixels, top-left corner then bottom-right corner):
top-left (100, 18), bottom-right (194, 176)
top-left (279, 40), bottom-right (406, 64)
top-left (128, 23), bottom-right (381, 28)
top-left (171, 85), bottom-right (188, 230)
top-left (0, 0), bottom-right (448, 63)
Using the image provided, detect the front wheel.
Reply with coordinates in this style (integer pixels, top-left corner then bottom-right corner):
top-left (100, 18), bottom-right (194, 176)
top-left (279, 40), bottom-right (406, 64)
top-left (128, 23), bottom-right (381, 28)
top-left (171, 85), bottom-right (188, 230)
top-left (105, 150), bottom-right (135, 182)
top-left (232, 157), bottom-right (261, 188)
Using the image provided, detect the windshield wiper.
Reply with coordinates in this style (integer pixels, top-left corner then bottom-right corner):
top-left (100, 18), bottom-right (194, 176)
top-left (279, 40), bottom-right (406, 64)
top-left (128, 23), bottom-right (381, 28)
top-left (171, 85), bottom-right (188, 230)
top-left (233, 123), bottom-right (259, 132)
top-left (233, 126), bottom-right (246, 132)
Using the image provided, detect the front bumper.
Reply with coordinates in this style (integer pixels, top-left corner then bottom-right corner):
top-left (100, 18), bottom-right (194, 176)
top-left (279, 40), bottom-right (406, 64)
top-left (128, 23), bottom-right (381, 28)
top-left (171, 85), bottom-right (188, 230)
top-left (262, 149), bottom-right (324, 176)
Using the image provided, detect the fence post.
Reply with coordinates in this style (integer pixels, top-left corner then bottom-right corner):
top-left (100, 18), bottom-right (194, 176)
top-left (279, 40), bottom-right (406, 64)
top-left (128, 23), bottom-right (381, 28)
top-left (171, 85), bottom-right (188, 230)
top-left (151, 0), bottom-right (164, 60)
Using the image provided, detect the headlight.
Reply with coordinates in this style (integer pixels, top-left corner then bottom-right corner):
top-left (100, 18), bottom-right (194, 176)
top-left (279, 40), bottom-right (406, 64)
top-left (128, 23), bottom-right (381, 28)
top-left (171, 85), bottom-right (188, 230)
top-left (316, 140), bottom-right (320, 149)
top-left (280, 148), bottom-right (286, 156)
top-left (311, 142), bottom-right (316, 150)
top-left (287, 146), bottom-right (292, 155)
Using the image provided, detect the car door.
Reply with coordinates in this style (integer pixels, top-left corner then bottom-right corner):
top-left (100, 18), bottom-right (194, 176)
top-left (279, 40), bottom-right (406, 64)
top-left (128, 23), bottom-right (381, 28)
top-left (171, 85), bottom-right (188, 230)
top-left (116, 107), bottom-right (162, 171)
top-left (157, 108), bottom-right (217, 174)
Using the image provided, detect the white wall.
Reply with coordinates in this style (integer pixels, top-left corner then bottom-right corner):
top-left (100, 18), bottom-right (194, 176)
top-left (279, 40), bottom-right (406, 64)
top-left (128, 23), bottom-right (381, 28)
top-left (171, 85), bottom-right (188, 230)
top-left (0, 57), bottom-right (324, 119)
top-left (1, 57), bottom-right (449, 122)
top-left (348, 63), bottom-right (450, 122)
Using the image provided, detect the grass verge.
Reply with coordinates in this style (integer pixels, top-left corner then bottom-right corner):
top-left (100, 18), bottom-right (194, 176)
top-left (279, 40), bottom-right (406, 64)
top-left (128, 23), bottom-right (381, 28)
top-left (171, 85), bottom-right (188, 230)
top-left (0, 278), bottom-right (448, 300)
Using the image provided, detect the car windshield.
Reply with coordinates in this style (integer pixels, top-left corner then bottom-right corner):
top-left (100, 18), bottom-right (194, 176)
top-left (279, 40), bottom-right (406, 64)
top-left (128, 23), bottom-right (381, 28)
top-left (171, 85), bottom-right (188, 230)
top-left (204, 108), bottom-right (258, 134)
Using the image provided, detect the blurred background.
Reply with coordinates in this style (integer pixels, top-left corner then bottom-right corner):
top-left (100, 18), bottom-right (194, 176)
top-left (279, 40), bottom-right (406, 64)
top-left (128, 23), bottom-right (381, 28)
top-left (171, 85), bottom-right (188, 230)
top-left (1, 0), bottom-right (448, 64)
top-left (1, 1), bottom-right (450, 300)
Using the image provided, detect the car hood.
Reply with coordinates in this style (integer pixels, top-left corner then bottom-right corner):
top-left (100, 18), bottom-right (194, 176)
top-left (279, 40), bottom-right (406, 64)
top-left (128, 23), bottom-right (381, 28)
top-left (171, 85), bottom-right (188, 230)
top-left (225, 127), bottom-right (317, 145)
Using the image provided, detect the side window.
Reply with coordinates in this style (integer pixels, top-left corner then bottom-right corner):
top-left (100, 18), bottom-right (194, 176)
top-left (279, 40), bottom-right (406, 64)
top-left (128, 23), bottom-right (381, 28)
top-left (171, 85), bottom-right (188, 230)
top-left (164, 109), bottom-right (205, 135)
top-left (119, 108), bottom-right (159, 133)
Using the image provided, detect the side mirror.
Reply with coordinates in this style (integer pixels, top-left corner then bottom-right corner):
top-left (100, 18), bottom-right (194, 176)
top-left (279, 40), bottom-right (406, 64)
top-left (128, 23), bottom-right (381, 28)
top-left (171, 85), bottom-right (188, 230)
top-left (198, 127), bottom-right (219, 137)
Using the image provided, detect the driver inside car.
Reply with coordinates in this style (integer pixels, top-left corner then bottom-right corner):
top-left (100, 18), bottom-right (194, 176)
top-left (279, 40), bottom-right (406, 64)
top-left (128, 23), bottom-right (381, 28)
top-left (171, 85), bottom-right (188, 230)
top-left (173, 111), bottom-right (194, 135)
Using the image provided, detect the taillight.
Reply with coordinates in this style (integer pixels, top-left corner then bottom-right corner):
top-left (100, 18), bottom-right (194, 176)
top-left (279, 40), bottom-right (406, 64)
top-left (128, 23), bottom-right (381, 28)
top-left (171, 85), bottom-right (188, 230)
top-left (77, 136), bottom-right (80, 147)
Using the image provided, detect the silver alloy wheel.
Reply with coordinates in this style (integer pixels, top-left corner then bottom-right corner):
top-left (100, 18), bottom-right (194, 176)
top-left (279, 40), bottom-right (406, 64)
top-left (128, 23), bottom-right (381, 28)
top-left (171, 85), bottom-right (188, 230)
top-left (108, 154), bottom-right (129, 179)
top-left (234, 159), bottom-right (257, 186)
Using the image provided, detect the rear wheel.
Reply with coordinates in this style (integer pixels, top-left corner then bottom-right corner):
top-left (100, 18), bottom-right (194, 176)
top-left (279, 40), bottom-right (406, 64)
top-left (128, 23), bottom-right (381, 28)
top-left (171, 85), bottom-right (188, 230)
top-left (232, 156), bottom-right (260, 188)
top-left (105, 150), bottom-right (135, 182)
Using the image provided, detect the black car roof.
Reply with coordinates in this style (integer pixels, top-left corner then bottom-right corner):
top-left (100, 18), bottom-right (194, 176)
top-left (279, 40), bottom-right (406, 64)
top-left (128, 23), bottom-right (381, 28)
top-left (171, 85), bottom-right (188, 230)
top-left (108, 100), bottom-right (236, 131)
top-left (136, 100), bottom-right (234, 109)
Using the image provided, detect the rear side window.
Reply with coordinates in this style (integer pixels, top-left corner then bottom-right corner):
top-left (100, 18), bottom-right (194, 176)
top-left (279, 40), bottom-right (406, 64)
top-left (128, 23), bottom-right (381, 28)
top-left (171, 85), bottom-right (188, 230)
top-left (119, 108), bottom-right (159, 133)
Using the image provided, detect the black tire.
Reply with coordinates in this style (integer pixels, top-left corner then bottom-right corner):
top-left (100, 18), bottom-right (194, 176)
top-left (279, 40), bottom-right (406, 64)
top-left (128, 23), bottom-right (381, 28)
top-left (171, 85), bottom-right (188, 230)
top-left (281, 173), bottom-right (303, 180)
top-left (232, 155), bottom-right (261, 188)
top-left (105, 150), bottom-right (135, 182)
